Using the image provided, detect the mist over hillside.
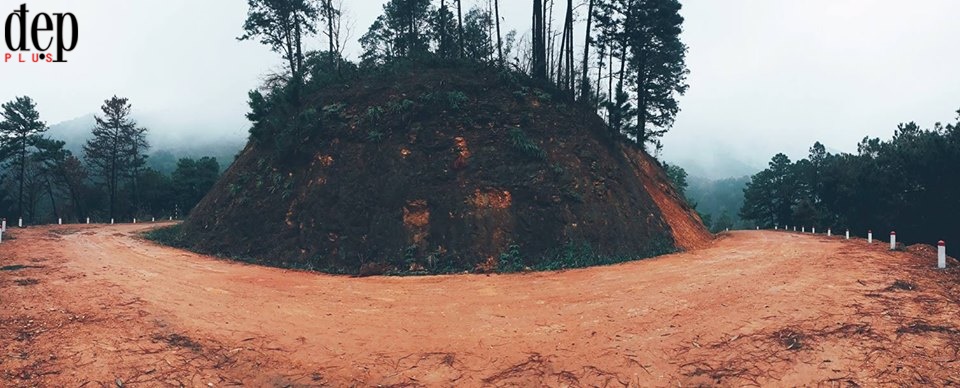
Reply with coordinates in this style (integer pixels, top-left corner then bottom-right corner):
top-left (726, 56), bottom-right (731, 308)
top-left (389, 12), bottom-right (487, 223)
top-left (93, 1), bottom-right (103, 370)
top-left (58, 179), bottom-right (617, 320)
top-left (47, 113), bottom-right (246, 174)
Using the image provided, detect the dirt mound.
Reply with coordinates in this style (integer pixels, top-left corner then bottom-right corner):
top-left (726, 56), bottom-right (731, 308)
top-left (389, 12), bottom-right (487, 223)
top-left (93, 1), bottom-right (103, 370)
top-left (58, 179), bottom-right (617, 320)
top-left (178, 66), bottom-right (710, 274)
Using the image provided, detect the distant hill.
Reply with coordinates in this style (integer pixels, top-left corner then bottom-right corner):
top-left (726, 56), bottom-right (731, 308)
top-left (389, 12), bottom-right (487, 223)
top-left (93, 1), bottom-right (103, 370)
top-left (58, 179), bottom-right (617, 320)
top-left (46, 114), bottom-right (246, 174)
top-left (668, 154), bottom-right (760, 180)
top-left (685, 175), bottom-right (751, 230)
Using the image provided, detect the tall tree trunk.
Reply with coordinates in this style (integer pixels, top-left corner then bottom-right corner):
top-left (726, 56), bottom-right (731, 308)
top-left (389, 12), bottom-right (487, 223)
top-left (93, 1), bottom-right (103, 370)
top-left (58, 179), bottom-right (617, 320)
top-left (547, 0), bottom-right (556, 81)
top-left (63, 172), bottom-right (84, 220)
top-left (566, 0), bottom-right (573, 93)
top-left (131, 143), bottom-right (140, 216)
top-left (440, 0), bottom-right (447, 57)
top-left (532, 0), bottom-right (546, 79)
top-left (633, 1), bottom-right (646, 147)
top-left (457, 0), bottom-right (464, 58)
top-left (556, 16), bottom-right (567, 87)
top-left (285, 28), bottom-right (296, 77)
top-left (608, 47), bottom-right (613, 102)
top-left (45, 177), bottom-right (58, 220)
top-left (110, 148), bottom-right (116, 220)
top-left (580, 0), bottom-right (595, 101)
top-left (18, 139), bottom-right (26, 219)
top-left (494, 0), bottom-right (503, 64)
top-left (326, 0), bottom-right (336, 69)
top-left (595, 53), bottom-right (602, 104)
top-left (295, 14), bottom-right (303, 74)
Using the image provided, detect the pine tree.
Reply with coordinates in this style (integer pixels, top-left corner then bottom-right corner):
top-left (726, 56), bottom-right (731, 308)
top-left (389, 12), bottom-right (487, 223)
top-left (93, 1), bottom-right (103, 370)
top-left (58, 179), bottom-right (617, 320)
top-left (239, 0), bottom-right (320, 81)
top-left (433, 0), bottom-right (459, 59)
top-left (462, 7), bottom-right (494, 61)
top-left (593, 0), bottom-right (688, 149)
top-left (360, 0), bottom-right (434, 64)
top-left (0, 96), bottom-right (47, 220)
top-left (83, 96), bottom-right (147, 220)
top-left (740, 153), bottom-right (796, 227)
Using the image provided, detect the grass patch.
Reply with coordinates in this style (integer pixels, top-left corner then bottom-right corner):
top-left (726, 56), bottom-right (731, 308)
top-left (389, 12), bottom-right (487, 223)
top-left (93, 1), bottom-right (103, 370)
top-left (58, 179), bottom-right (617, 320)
top-left (143, 224), bottom-right (189, 249)
top-left (146, 225), bottom-right (677, 277)
top-left (496, 239), bottom-right (676, 273)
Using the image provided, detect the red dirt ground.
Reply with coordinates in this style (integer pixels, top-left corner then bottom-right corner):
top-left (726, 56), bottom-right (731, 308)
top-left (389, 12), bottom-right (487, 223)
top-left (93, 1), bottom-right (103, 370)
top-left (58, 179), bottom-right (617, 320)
top-left (2, 224), bottom-right (960, 387)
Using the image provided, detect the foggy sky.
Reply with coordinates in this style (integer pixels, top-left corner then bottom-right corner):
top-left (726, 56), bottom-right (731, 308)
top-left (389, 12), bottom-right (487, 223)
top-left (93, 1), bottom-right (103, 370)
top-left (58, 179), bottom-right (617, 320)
top-left (2, 1), bottom-right (959, 178)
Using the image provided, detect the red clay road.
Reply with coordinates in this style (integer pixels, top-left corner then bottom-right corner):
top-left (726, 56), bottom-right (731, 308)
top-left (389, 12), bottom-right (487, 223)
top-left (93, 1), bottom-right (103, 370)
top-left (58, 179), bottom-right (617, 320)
top-left (2, 223), bottom-right (960, 387)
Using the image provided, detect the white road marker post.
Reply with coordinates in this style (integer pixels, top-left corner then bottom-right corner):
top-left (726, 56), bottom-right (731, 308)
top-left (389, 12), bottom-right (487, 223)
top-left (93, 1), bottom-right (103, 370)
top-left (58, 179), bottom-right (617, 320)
top-left (793, 226), bottom-right (796, 232)
top-left (151, 217), bottom-right (155, 222)
top-left (86, 217), bottom-right (90, 224)
top-left (868, 230), bottom-right (873, 244)
top-left (775, 225), bottom-right (778, 230)
top-left (133, 218), bottom-right (137, 224)
top-left (802, 226), bottom-right (806, 233)
top-left (845, 230), bottom-right (850, 240)
top-left (58, 218), bottom-right (62, 225)
top-left (938, 241), bottom-right (947, 269)
top-left (1, 218), bottom-right (5, 232)
top-left (813, 227), bottom-right (816, 234)
top-left (827, 228), bottom-right (832, 237)
top-left (890, 231), bottom-right (896, 250)
top-left (19, 217), bottom-right (23, 228)
top-left (757, 226), bottom-right (760, 230)
top-left (110, 218), bottom-right (114, 225)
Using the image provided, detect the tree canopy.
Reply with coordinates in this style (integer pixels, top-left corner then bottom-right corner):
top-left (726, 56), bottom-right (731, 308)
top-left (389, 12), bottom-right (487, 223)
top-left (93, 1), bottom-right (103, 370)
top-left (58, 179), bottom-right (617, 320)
top-left (740, 110), bottom-right (960, 245)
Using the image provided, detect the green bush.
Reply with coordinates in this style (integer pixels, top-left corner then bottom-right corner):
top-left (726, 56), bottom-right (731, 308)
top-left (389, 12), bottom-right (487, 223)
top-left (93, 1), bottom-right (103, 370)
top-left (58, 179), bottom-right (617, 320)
top-left (367, 130), bottom-right (385, 143)
top-left (322, 103), bottom-right (347, 119)
top-left (446, 91), bottom-right (469, 110)
top-left (422, 91), bottom-right (464, 108)
top-left (364, 106), bottom-right (384, 124)
top-left (509, 128), bottom-right (546, 160)
top-left (497, 244), bottom-right (525, 273)
top-left (533, 89), bottom-right (553, 103)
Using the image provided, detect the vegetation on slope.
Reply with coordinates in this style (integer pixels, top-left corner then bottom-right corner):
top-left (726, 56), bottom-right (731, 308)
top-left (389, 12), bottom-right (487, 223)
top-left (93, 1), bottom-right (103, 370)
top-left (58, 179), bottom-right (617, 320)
top-left (176, 63), bottom-right (707, 275)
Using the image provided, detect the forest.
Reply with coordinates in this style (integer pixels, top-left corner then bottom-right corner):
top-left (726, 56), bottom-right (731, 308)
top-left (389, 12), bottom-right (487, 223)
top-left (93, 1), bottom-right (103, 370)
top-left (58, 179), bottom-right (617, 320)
top-left (239, 0), bottom-right (689, 152)
top-left (739, 112), bottom-right (960, 245)
top-left (4, 0), bottom-right (692, 228)
top-left (0, 96), bottom-right (222, 224)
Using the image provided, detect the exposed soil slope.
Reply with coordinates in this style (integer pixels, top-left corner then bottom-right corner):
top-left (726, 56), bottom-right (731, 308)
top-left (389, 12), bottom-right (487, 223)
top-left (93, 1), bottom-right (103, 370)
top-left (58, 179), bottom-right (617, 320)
top-left (180, 67), bottom-right (709, 273)
top-left (3, 224), bottom-right (960, 386)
